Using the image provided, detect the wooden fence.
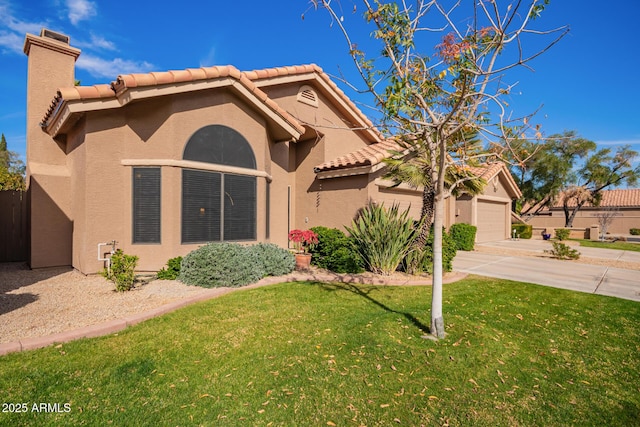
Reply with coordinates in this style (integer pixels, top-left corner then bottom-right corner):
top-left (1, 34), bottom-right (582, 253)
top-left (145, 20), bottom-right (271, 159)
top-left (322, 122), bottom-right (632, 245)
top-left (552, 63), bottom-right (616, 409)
top-left (0, 191), bottom-right (27, 262)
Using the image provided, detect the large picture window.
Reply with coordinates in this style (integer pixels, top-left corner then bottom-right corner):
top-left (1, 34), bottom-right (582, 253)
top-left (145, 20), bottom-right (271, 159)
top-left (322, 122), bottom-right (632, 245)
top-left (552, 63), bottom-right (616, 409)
top-left (133, 167), bottom-right (161, 244)
top-left (181, 125), bottom-right (257, 243)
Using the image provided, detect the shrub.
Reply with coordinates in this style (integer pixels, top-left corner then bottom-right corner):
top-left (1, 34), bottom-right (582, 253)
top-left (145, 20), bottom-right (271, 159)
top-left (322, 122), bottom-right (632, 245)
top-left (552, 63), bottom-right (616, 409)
top-left (309, 226), bottom-right (364, 273)
top-left (157, 256), bottom-right (183, 280)
top-left (179, 243), bottom-right (265, 288)
top-left (103, 249), bottom-right (139, 292)
top-left (555, 228), bottom-right (571, 241)
top-left (449, 223), bottom-right (477, 250)
top-left (511, 223), bottom-right (533, 239)
top-left (404, 228), bottom-right (457, 274)
top-left (249, 243), bottom-right (295, 276)
top-left (346, 203), bottom-right (416, 275)
top-left (630, 228), bottom-right (640, 236)
top-left (545, 241), bottom-right (580, 260)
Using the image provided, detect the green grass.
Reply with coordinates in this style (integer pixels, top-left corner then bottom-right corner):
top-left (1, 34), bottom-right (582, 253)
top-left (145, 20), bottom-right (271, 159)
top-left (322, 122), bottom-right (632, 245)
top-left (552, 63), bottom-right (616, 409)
top-left (1, 277), bottom-right (639, 426)
top-left (573, 239), bottom-right (640, 252)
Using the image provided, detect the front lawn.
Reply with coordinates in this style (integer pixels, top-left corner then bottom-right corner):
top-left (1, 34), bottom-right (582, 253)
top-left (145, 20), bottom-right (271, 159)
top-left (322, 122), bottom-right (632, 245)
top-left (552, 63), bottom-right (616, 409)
top-left (574, 239), bottom-right (640, 252)
top-left (1, 277), bottom-right (639, 426)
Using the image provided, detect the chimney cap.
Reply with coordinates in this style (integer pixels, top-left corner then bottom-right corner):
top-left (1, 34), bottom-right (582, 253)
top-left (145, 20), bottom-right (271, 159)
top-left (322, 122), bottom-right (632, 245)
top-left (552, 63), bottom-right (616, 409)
top-left (40, 29), bottom-right (70, 45)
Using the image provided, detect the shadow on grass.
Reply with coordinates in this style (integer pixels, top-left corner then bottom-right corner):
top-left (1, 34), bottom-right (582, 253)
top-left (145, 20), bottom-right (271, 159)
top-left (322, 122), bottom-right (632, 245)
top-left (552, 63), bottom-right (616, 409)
top-left (314, 281), bottom-right (431, 334)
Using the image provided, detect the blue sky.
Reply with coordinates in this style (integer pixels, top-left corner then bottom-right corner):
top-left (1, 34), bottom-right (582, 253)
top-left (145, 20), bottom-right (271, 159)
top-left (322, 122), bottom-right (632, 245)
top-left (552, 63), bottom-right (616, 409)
top-left (1, 0), bottom-right (639, 167)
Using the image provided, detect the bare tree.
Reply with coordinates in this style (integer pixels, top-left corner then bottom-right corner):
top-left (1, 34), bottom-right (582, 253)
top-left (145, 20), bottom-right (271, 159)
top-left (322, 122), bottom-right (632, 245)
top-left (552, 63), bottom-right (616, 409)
top-left (594, 206), bottom-right (621, 241)
top-left (310, 0), bottom-right (567, 338)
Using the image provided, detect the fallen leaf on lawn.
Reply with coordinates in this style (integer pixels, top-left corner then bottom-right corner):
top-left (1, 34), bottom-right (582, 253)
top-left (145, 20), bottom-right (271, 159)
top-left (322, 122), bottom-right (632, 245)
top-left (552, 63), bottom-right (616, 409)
top-left (469, 379), bottom-right (479, 387)
top-left (327, 422), bottom-right (336, 426)
top-left (516, 314), bottom-right (524, 320)
top-left (380, 404), bottom-right (390, 408)
top-left (429, 395), bottom-right (438, 400)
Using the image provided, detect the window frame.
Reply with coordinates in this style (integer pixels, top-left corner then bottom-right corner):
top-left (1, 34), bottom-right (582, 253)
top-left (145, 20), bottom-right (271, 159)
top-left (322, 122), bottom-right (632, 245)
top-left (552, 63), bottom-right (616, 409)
top-left (132, 167), bottom-right (161, 244)
top-left (180, 125), bottom-right (259, 244)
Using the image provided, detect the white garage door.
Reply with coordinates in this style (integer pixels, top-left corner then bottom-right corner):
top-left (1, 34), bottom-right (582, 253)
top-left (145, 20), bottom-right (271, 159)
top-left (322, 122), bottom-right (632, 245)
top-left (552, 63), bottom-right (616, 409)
top-left (476, 200), bottom-right (508, 243)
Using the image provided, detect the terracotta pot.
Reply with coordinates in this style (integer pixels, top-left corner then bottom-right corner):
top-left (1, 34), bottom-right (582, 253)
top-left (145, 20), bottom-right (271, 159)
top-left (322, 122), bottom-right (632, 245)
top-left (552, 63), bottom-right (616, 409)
top-left (294, 253), bottom-right (312, 270)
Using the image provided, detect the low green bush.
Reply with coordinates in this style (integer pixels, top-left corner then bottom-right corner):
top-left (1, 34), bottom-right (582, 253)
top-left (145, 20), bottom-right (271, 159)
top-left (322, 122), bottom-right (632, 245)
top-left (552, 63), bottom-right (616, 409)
top-left (511, 223), bottom-right (533, 239)
top-left (449, 223), bottom-right (477, 250)
top-left (545, 241), bottom-right (580, 260)
top-left (157, 256), bottom-right (183, 280)
top-left (630, 228), bottom-right (640, 236)
top-left (178, 242), bottom-right (295, 288)
top-left (103, 249), bottom-right (139, 292)
top-left (179, 243), bottom-right (265, 288)
top-left (249, 243), bottom-right (295, 276)
top-left (346, 203), bottom-right (416, 275)
top-left (309, 226), bottom-right (364, 273)
top-left (404, 228), bottom-right (457, 274)
top-left (555, 228), bottom-right (571, 241)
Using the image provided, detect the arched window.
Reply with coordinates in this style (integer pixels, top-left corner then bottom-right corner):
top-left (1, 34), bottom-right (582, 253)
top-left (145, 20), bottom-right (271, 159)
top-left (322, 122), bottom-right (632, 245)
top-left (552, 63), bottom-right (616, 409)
top-left (182, 125), bottom-right (257, 243)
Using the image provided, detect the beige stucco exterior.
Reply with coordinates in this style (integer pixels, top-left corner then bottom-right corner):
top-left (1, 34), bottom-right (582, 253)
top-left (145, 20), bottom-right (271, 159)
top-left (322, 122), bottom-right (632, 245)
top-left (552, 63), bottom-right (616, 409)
top-left (24, 29), bottom-right (521, 274)
top-left (526, 207), bottom-right (640, 236)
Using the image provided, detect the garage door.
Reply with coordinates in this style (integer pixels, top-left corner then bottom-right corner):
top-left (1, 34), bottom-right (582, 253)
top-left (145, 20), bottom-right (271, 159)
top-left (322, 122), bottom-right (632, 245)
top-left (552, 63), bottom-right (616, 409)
top-left (476, 200), bottom-right (508, 243)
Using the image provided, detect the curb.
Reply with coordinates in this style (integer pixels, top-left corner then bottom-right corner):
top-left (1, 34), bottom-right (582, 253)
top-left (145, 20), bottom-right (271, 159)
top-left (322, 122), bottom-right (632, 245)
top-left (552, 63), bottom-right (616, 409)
top-left (0, 271), bottom-right (466, 356)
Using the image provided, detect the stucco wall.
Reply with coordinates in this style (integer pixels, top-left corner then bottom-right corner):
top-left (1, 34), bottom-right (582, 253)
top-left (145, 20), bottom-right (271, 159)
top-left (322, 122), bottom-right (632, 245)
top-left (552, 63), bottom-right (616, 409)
top-left (67, 89), bottom-right (280, 273)
top-left (292, 136), bottom-right (369, 232)
top-left (527, 208), bottom-right (640, 236)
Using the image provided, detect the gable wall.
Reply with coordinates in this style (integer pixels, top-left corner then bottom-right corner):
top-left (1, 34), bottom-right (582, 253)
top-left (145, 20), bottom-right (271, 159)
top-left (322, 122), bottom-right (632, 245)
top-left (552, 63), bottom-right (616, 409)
top-left (259, 83), bottom-right (374, 159)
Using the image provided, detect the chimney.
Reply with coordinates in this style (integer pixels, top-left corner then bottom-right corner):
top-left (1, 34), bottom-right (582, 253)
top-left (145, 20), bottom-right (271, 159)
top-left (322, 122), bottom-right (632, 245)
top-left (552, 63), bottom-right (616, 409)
top-left (23, 29), bottom-right (81, 167)
top-left (23, 29), bottom-right (80, 269)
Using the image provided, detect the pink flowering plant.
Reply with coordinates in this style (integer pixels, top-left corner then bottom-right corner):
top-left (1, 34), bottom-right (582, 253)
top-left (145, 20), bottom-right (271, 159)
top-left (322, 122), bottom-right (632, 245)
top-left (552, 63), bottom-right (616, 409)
top-left (288, 229), bottom-right (319, 254)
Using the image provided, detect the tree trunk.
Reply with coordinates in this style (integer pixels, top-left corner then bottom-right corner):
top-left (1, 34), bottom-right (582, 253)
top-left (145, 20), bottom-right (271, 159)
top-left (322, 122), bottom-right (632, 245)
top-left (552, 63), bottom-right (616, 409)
top-left (430, 192), bottom-right (445, 339)
top-left (408, 186), bottom-right (435, 274)
top-left (564, 201), bottom-right (585, 228)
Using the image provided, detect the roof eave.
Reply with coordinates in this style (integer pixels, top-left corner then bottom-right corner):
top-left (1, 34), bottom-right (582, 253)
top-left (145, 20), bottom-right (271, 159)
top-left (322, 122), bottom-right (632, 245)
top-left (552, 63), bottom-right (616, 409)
top-left (43, 77), bottom-right (304, 141)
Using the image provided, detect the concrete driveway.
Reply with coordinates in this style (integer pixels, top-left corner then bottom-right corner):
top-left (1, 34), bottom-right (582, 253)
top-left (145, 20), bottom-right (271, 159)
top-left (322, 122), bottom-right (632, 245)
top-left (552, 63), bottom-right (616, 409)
top-left (453, 240), bottom-right (640, 302)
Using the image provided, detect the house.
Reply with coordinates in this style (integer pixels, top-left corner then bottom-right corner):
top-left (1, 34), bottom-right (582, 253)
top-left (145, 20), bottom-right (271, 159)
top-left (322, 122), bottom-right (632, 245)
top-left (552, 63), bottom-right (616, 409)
top-left (23, 29), bottom-right (521, 274)
top-left (526, 188), bottom-right (640, 236)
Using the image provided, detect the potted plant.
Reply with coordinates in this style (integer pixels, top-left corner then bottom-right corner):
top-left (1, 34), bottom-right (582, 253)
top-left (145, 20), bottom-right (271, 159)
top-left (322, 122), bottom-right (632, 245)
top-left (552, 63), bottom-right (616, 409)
top-left (288, 229), bottom-right (318, 270)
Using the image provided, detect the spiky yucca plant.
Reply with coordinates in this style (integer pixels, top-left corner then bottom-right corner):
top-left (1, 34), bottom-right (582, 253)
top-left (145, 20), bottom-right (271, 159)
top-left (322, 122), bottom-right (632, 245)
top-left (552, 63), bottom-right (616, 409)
top-left (346, 202), bottom-right (418, 275)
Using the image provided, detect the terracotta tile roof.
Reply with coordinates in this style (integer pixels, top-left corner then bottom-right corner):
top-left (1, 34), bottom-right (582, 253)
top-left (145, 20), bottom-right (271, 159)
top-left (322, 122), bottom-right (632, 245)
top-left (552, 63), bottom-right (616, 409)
top-left (314, 139), bottom-right (404, 171)
top-left (552, 188), bottom-right (640, 208)
top-left (466, 162), bottom-right (506, 181)
top-left (41, 63), bottom-right (383, 144)
top-left (43, 64), bottom-right (362, 137)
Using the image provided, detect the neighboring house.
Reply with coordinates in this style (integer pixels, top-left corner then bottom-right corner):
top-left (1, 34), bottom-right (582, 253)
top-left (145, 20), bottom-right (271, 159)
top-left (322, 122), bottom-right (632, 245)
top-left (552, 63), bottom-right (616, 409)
top-left (23, 29), bottom-right (521, 274)
top-left (526, 188), bottom-right (640, 235)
